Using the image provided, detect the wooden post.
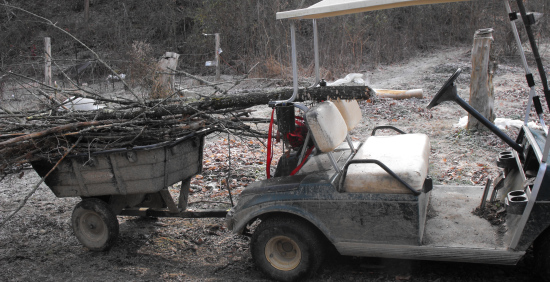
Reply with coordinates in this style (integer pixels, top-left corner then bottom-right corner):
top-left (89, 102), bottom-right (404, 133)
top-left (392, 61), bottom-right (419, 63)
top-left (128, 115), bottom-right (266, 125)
top-left (44, 37), bottom-right (52, 87)
top-left (468, 28), bottom-right (496, 131)
top-left (158, 52), bottom-right (180, 91)
top-left (84, 0), bottom-right (90, 23)
top-left (215, 33), bottom-right (220, 81)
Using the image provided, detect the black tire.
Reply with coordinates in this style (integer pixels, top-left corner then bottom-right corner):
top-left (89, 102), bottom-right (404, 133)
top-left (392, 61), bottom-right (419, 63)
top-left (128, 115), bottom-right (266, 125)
top-left (72, 198), bottom-right (119, 251)
top-left (535, 230), bottom-right (550, 281)
top-left (251, 217), bottom-right (325, 282)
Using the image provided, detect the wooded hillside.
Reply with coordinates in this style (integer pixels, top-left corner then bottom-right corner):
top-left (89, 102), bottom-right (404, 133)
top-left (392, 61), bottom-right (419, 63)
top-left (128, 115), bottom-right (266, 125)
top-left (1, 0), bottom-right (548, 79)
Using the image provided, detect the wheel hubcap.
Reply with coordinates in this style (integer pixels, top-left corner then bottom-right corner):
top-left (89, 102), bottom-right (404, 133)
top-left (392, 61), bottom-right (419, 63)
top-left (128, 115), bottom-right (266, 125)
top-left (265, 235), bottom-right (301, 271)
top-left (80, 212), bottom-right (106, 242)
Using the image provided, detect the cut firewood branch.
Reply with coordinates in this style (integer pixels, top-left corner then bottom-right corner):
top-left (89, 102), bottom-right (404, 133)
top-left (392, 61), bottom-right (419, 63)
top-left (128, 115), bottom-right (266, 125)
top-left (374, 89), bottom-right (423, 99)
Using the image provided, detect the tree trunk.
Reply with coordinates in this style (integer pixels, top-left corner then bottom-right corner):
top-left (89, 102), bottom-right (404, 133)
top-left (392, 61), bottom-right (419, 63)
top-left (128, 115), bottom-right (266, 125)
top-left (468, 28), bottom-right (496, 131)
top-left (91, 86), bottom-right (374, 120)
top-left (158, 52), bottom-right (180, 91)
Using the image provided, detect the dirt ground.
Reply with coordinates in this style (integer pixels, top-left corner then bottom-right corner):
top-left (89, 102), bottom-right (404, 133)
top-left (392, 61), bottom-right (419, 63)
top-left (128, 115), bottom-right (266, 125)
top-left (1, 45), bottom-right (549, 281)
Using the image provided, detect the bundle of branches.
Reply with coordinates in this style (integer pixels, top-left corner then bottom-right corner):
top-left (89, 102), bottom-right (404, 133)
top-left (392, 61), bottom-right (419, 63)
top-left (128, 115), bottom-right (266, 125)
top-left (0, 83), bottom-right (374, 176)
top-left (0, 111), bottom-right (251, 175)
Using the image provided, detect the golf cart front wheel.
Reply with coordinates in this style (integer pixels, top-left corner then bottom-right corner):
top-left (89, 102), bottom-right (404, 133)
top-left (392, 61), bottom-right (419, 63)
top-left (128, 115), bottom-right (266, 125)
top-left (72, 198), bottom-right (119, 251)
top-left (251, 217), bottom-right (325, 282)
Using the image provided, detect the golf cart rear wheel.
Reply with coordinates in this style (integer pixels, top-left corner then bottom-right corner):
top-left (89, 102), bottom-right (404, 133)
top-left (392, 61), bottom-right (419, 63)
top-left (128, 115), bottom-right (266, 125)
top-left (251, 217), bottom-right (325, 282)
top-left (72, 198), bottom-right (119, 251)
top-left (535, 230), bottom-right (550, 282)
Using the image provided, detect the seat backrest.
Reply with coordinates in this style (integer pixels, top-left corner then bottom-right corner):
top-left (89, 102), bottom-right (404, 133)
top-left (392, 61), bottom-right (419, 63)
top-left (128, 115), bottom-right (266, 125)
top-left (333, 99), bottom-right (362, 131)
top-left (305, 101), bottom-right (348, 153)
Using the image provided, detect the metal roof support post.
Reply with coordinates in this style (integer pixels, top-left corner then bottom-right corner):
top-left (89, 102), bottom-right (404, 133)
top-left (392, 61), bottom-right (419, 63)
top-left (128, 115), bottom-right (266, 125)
top-left (313, 19), bottom-right (320, 85)
top-left (290, 22), bottom-right (299, 103)
top-left (503, 0), bottom-right (535, 125)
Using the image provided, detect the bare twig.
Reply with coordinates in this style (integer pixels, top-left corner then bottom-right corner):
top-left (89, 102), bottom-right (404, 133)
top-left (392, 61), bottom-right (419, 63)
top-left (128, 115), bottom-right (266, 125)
top-left (175, 69), bottom-right (225, 94)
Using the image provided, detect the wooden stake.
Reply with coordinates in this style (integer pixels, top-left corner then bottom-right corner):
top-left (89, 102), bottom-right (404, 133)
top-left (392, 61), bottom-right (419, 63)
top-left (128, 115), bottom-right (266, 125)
top-left (215, 33), bottom-right (220, 81)
top-left (44, 37), bottom-right (51, 86)
top-left (468, 28), bottom-right (496, 131)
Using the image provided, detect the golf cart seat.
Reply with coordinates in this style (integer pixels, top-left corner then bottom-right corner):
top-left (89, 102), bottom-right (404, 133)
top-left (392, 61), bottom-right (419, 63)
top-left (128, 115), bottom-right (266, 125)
top-left (305, 101), bottom-right (349, 153)
top-left (333, 99), bottom-right (362, 132)
top-left (344, 133), bottom-right (430, 194)
top-left (304, 101), bottom-right (430, 194)
top-left (332, 99), bottom-right (363, 151)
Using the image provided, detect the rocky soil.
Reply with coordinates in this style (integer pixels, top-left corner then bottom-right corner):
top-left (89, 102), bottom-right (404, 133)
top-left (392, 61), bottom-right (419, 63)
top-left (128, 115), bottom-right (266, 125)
top-left (1, 45), bottom-right (549, 281)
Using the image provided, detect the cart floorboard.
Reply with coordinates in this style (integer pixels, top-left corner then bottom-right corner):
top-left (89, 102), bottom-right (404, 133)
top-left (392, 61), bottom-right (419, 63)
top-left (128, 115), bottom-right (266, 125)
top-left (335, 185), bottom-right (525, 264)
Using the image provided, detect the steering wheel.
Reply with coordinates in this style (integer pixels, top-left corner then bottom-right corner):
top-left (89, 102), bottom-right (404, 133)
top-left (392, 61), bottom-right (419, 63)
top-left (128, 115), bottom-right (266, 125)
top-left (427, 68), bottom-right (462, 109)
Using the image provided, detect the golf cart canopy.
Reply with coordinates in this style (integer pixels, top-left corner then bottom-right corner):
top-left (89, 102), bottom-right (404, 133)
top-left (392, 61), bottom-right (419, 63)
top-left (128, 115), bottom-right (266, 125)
top-left (276, 0), bottom-right (471, 20)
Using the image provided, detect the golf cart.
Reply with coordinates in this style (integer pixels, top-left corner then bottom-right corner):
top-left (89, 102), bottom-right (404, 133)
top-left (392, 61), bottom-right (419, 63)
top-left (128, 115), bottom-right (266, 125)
top-left (226, 0), bottom-right (550, 281)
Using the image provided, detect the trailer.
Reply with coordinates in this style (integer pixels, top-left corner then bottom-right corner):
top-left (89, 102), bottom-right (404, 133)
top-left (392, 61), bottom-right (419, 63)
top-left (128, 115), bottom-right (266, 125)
top-left (32, 129), bottom-right (226, 251)
top-left (226, 0), bottom-right (550, 281)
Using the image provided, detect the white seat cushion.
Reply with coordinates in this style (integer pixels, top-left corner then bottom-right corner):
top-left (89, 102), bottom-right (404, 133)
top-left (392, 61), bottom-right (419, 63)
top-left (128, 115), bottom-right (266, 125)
top-left (305, 101), bottom-right (348, 153)
top-left (333, 99), bottom-right (362, 131)
top-left (344, 134), bottom-right (430, 194)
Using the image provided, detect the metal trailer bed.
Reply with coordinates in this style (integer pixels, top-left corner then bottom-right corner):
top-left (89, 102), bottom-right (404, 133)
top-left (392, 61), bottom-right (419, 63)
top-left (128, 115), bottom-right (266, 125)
top-left (31, 130), bottom-right (226, 251)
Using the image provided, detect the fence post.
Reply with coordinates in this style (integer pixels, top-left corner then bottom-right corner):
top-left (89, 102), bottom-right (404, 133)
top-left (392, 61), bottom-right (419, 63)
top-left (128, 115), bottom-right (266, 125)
top-left (215, 33), bottom-right (220, 81)
top-left (44, 37), bottom-right (52, 86)
top-left (468, 28), bottom-right (496, 131)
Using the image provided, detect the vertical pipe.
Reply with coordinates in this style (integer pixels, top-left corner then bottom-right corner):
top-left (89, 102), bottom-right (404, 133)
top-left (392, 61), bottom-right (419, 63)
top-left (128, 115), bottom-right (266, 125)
top-left (290, 22), bottom-right (298, 102)
top-left (515, 0), bottom-right (550, 106)
top-left (313, 19), bottom-right (320, 85)
top-left (503, 0), bottom-right (535, 125)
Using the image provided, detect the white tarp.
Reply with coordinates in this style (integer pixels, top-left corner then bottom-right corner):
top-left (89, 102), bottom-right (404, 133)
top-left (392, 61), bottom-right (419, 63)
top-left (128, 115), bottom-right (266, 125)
top-left (454, 116), bottom-right (541, 130)
top-left (276, 0), bottom-right (471, 20)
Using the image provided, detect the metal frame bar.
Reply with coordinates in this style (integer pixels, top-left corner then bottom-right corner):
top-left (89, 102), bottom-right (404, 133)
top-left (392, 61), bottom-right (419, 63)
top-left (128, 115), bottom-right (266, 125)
top-left (345, 135), bottom-right (356, 154)
top-left (503, 0), bottom-right (536, 125)
top-left (313, 19), bottom-right (320, 85)
top-left (290, 22), bottom-right (299, 102)
top-left (328, 152), bottom-right (341, 173)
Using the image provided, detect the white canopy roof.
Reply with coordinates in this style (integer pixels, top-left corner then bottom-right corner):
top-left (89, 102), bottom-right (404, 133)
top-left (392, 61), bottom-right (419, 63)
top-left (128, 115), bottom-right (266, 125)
top-left (276, 0), bottom-right (471, 20)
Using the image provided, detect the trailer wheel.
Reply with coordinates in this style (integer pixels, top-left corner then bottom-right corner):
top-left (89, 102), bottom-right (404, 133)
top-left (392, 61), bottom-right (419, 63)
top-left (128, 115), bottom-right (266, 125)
top-left (251, 217), bottom-right (325, 282)
top-left (72, 198), bottom-right (119, 251)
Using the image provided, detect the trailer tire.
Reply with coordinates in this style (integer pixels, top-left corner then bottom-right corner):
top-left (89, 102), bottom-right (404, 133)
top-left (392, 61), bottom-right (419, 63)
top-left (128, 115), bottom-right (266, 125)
top-left (72, 198), bottom-right (119, 252)
top-left (251, 217), bottom-right (325, 282)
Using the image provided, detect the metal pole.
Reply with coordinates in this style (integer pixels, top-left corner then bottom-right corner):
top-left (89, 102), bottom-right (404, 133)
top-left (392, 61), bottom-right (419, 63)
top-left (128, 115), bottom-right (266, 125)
top-left (290, 22), bottom-right (298, 102)
top-left (514, 0), bottom-right (550, 107)
top-left (503, 0), bottom-right (536, 125)
top-left (313, 19), bottom-right (320, 85)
